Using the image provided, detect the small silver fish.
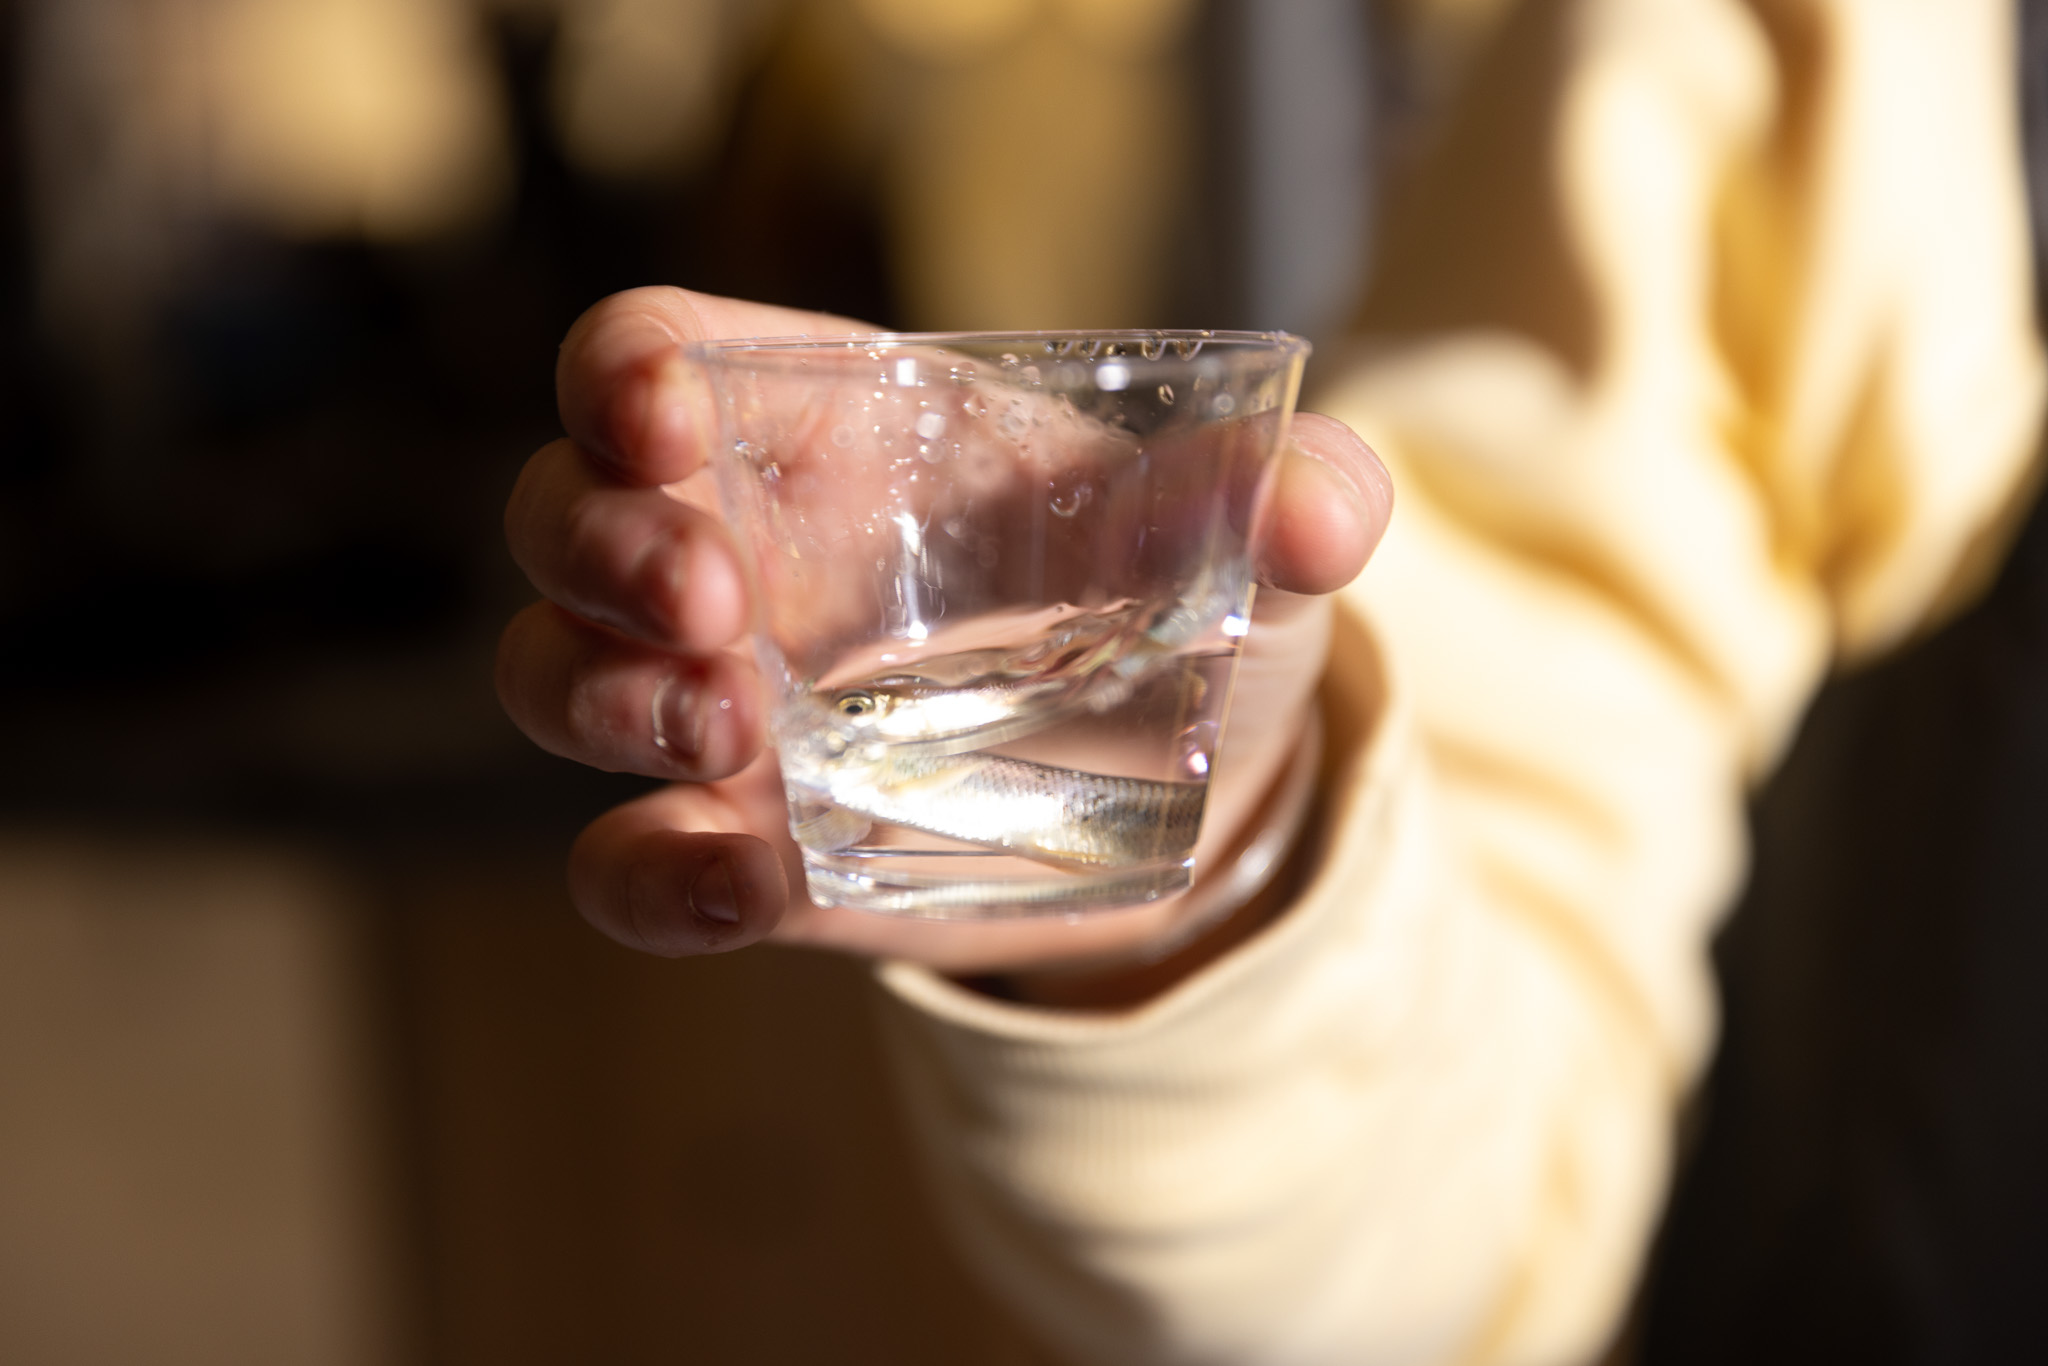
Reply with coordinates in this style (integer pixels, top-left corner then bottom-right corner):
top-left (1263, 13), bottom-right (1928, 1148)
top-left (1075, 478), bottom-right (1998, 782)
top-left (807, 860), bottom-right (1188, 916)
top-left (814, 748), bottom-right (1205, 869)
top-left (815, 596), bottom-right (1219, 758)
top-left (822, 674), bottom-right (1073, 754)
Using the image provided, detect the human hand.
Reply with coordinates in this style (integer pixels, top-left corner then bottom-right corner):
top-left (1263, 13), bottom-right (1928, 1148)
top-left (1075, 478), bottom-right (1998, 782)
top-left (498, 288), bottom-right (1392, 984)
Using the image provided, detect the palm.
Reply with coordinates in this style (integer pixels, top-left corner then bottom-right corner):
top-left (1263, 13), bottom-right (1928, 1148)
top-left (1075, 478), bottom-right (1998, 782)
top-left (499, 288), bottom-right (1389, 978)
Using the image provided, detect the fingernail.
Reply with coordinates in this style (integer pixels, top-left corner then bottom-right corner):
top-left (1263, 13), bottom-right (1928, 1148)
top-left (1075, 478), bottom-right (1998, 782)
top-left (651, 674), bottom-right (708, 762)
top-left (595, 365), bottom-right (653, 468)
top-left (689, 858), bottom-right (740, 925)
top-left (1293, 420), bottom-right (1392, 517)
top-left (631, 525), bottom-right (691, 641)
top-left (636, 355), bottom-right (690, 461)
top-left (1289, 445), bottom-right (1370, 521)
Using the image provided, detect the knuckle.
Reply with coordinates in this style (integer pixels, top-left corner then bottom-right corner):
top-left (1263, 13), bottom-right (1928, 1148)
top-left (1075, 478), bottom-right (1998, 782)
top-left (558, 490), bottom-right (652, 633)
top-left (563, 654), bottom-right (645, 765)
top-left (493, 606), bottom-right (549, 725)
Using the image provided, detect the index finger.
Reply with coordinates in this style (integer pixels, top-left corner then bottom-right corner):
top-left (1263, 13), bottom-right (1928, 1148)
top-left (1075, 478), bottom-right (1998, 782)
top-left (557, 286), bottom-right (872, 486)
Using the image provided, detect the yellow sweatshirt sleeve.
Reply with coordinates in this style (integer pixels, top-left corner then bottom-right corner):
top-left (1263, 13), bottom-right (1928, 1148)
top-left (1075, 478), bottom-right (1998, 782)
top-left (870, 3), bottom-right (2045, 1363)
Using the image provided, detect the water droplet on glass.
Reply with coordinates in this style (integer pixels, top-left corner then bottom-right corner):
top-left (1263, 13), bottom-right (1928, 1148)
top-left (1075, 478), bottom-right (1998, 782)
top-left (1020, 364), bottom-right (1042, 386)
top-left (914, 411), bottom-right (946, 440)
top-left (949, 364), bottom-right (977, 386)
top-left (1177, 721), bottom-right (1220, 778)
top-left (1157, 383), bottom-right (1175, 405)
top-left (999, 353), bottom-right (1020, 368)
top-left (831, 424), bottom-right (855, 448)
top-left (1213, 393), bottom-right (1237, 416)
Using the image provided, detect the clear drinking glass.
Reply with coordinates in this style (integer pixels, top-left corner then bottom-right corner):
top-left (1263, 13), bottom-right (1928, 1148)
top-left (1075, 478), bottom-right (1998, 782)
top-left (694, 330), bottom-right (1310, 918)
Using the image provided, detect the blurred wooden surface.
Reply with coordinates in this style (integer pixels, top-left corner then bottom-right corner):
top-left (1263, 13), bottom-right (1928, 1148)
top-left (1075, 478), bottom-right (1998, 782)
top-left (0, 832), bottom-right (1051, 1364)
top-left (0, 836), bottom-right (402, 1366)
top-left (393, 853), bottom-right (1050, 1366)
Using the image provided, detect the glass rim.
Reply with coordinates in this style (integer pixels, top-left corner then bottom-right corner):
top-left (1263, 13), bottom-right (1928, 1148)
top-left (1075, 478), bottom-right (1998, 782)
top-left (684, 327), bottom-right (1311, 362)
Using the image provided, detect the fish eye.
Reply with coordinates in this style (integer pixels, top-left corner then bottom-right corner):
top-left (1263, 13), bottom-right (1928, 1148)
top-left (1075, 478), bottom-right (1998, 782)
top-left (834, 691), bottom-right (878, 717)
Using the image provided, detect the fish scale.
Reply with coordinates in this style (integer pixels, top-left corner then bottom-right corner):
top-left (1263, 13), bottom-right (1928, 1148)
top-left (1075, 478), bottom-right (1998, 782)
top-left (819, 748), bottom-right (1205, 868)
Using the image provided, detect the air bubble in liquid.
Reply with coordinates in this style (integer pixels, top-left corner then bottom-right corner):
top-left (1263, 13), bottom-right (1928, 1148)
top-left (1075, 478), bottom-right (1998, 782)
top-left (1048, 481), bottom-right (1093, 517)
top-left (1213, 394), bottom-right (1236, 416)
top-left (831, 424), bottom-right (855, 448)
top-left (1157, 383), bottom-right (1175, 405)
top-left (949, 364), bottom-right (977, 386)
top-left (943, 516), bottom-right (968, 539)
top-left (999, 353), bottom-right (1020, 368)
top-left (914, 411), bottom-right (946, 440)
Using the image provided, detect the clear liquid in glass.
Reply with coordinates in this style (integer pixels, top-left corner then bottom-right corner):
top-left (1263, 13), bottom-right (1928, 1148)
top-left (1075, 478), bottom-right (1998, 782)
top-left (776, 593), bottom-right (1247, 917)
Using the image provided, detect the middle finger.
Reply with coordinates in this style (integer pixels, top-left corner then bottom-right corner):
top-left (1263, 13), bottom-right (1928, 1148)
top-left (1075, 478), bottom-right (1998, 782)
top-left (506, 438), bottom-right (749, 652)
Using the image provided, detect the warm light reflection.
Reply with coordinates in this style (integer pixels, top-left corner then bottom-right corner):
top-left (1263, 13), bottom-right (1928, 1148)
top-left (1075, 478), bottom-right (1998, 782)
top-left (549, 0), bottom-right (730, 180)
top-left (851, 0), bottom-right (1199, 329)
top-left (207, 0), bottom-right (510, 239)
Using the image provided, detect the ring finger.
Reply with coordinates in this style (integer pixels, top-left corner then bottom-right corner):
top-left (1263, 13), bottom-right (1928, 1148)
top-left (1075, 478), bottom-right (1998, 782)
top-left (495, 600), bottom-right (764, 780)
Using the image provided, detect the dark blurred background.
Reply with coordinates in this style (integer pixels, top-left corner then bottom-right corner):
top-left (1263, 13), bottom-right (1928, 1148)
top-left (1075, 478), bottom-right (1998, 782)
top-left (0, 1), bottom-right (1382, 1360)
top-left (4, 1), bottom-right (2045, 1363)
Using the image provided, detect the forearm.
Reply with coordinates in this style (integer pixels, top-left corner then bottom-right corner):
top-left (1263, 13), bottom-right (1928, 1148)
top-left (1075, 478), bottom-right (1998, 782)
top-left (871, 613), bottom-right (1679, 1365)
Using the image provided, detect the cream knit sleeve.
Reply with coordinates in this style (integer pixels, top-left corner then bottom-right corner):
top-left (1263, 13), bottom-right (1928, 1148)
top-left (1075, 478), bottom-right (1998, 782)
top-left (869, 3), bottom-right (2045, 1364)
